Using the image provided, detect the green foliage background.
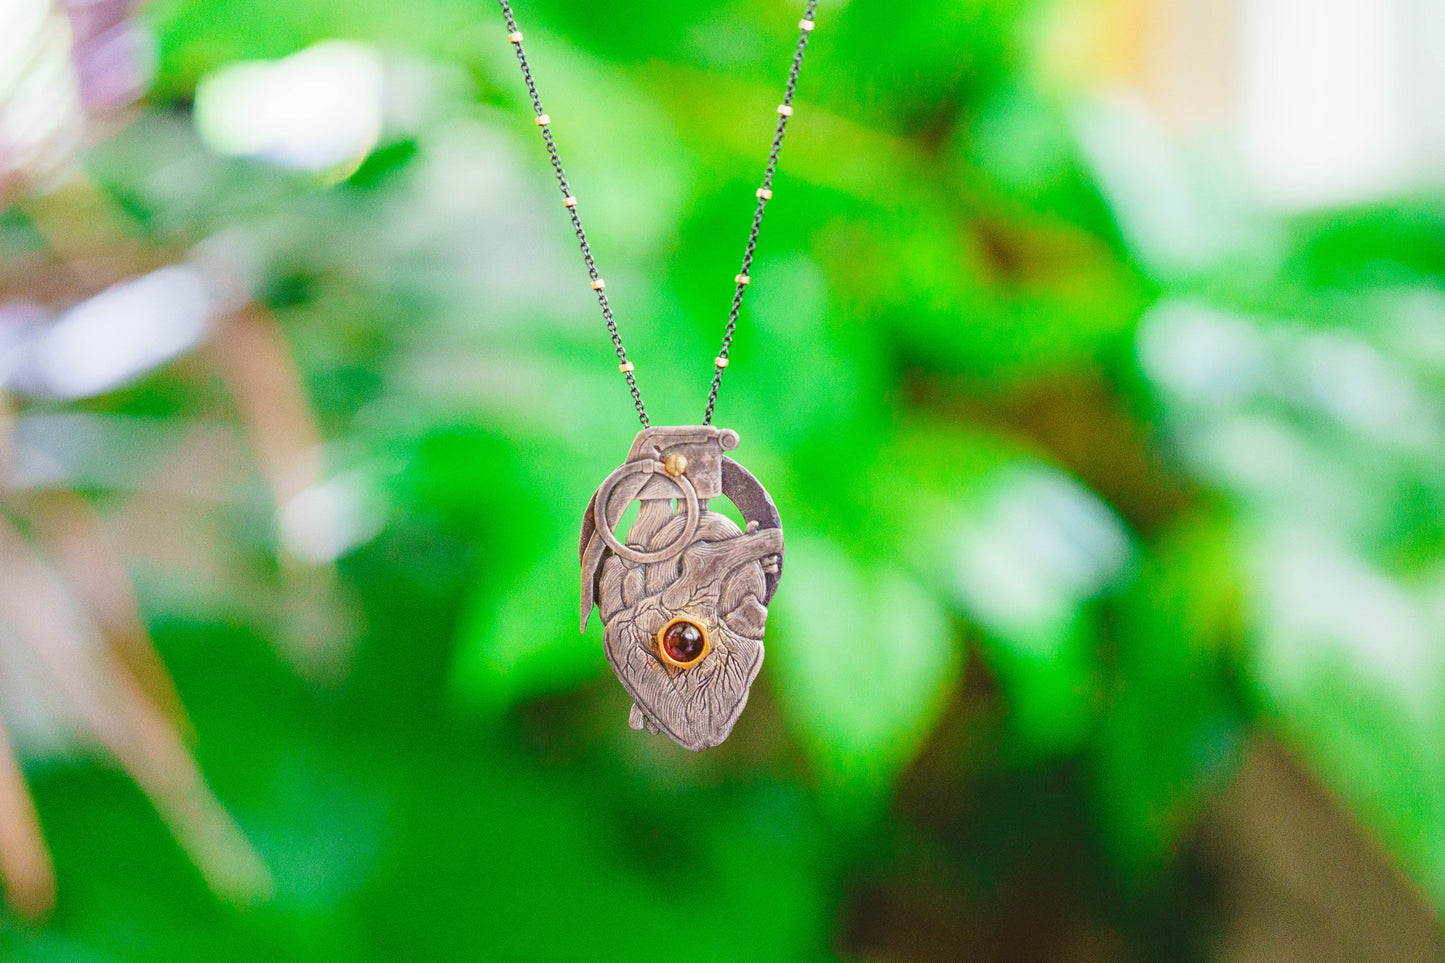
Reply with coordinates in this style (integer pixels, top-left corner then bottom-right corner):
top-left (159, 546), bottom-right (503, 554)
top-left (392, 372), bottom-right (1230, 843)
top-left (4, 0), bottom-right (1445, 958)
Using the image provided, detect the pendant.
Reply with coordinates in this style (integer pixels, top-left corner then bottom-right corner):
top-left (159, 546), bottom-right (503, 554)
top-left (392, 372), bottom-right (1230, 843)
top-left (580, 426), bottom-right (784, 751)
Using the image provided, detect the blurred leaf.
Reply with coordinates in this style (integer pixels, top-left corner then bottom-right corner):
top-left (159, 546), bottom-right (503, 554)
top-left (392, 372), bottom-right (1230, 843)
top-left (451, 537), bottom-right (604, 713)
top-left (864, 424), bottom-right (1127, 754)
top-left (821, 0), bottom-right (1028, 134)
top-left (1247, 526), bottom-right (1445, 907)
top-left (1283, 199), bottom-right (1445, 289)
top-left (1097, 514), bottom-right (1246, 874)
top-left (771, 536), bottom-right (959, 804)
top-left (149, 0), bottom-right (477, 98)
top-left (965, 79), bottom-right (1113, 233)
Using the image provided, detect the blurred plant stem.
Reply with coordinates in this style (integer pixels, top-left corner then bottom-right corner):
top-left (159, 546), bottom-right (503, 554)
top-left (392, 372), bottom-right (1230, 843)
top-left (0, 392), bottom-right (55, 917)
top-left (0, 163), bottom-right (344, 914)
top-left (29, 493), bottom-right (191, 730)
top-left (0, 711), bottom-right (55, 919)
top-left (212, 305), bottom-right (356, 675)
top-left (0, 390), bottom-right (13, 483)
top-left (0, 516), bottom-right (271, 912)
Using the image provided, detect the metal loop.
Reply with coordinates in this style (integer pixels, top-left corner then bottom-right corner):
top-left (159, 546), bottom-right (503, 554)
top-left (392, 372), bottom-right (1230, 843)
top-left (591, 461), bottom-right (700, 564)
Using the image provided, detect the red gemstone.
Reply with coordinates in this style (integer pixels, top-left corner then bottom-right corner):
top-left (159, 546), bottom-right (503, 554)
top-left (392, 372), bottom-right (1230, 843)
top-left (661, 620), bottom-right (706, 664)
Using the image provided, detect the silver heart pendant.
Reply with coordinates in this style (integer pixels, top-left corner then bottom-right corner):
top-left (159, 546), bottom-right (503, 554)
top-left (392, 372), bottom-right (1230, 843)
top-left (580, 426), bottom-right (784, 750)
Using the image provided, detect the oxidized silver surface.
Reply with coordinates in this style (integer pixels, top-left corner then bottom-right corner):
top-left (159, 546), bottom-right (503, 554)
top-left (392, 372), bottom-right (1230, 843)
top-left (580, 426), bottom-right (783, 751)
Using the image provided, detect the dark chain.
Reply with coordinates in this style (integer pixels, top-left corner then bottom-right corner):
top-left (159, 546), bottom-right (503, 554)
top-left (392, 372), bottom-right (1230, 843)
top-left (703, 0), bottom-right (819, 425)
top-left (497, 0), bottom-right (648, 425)
top-left (497, 1), bottom-right (820, 427)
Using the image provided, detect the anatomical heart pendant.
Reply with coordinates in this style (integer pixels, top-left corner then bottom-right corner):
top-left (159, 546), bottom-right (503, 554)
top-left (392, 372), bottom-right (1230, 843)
top-left (580, 426), bottom-right (784, 751)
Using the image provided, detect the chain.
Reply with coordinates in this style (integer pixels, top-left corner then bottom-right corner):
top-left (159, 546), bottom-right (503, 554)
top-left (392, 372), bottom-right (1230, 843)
top-left (496, 1), bottom-right (820, 427)
top-left (703, 0), bottom-right (819, 425)
top-left (496, 1), bottom-right (648, 425)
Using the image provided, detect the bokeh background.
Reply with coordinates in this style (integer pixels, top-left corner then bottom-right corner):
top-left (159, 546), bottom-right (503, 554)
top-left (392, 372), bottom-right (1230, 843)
top-left (2, 0), bottom-right (1444, 959)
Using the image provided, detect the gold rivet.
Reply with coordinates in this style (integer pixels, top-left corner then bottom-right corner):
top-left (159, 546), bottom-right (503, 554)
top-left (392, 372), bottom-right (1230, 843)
top-left (777, 104), bottom-right (794, 117)
top-left (714, 356), bottom-right (729, 369)
top-left (799, 19), bottom-right (815, 31)
top-left (591, 278), bottom-right (606, 290)
top-left (619, 361), bottom-right (634, 373)
top-left (535, 113), bottom-right (550, 126)
top-left (663, 453), bottom-right (688, 477)
top-left (756, 187), bottom-right (773, 200)
top-left (563, 195), bottom-right (577, 207)
top-left (509, 31), bottom-right (524, 43)
top-left (735, 274), bottom-right (750, 285)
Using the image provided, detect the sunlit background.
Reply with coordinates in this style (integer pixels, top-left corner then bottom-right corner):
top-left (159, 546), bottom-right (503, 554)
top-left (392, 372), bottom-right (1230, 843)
top-left (1, 0), bottom-right (1443, 959)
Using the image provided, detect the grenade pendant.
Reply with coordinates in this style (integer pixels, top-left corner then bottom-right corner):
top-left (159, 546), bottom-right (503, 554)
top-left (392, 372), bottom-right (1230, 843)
top-left (580, 426), bottom-right (784, 750)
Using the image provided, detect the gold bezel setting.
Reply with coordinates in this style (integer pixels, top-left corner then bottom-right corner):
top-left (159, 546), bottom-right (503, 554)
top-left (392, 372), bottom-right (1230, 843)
top-left (656, 616), bottom-right (711, 668)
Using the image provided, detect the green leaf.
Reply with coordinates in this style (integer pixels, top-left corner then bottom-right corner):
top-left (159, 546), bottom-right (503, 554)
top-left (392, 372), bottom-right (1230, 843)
top-left (770, 536), bottom-right (959, 803)
top-left (868, 424), bottom-right (1128, 754)
top-left (1248, 527), bottom-right (1445, 907)
top-left (450, 538), bottom-right (604, 713)
top-left (1096, 515), bottom-right (1246, 874)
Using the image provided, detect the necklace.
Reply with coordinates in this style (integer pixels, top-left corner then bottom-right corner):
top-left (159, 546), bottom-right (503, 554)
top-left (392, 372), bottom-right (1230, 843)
top-left (497, 1), bottom-right (819, 750)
